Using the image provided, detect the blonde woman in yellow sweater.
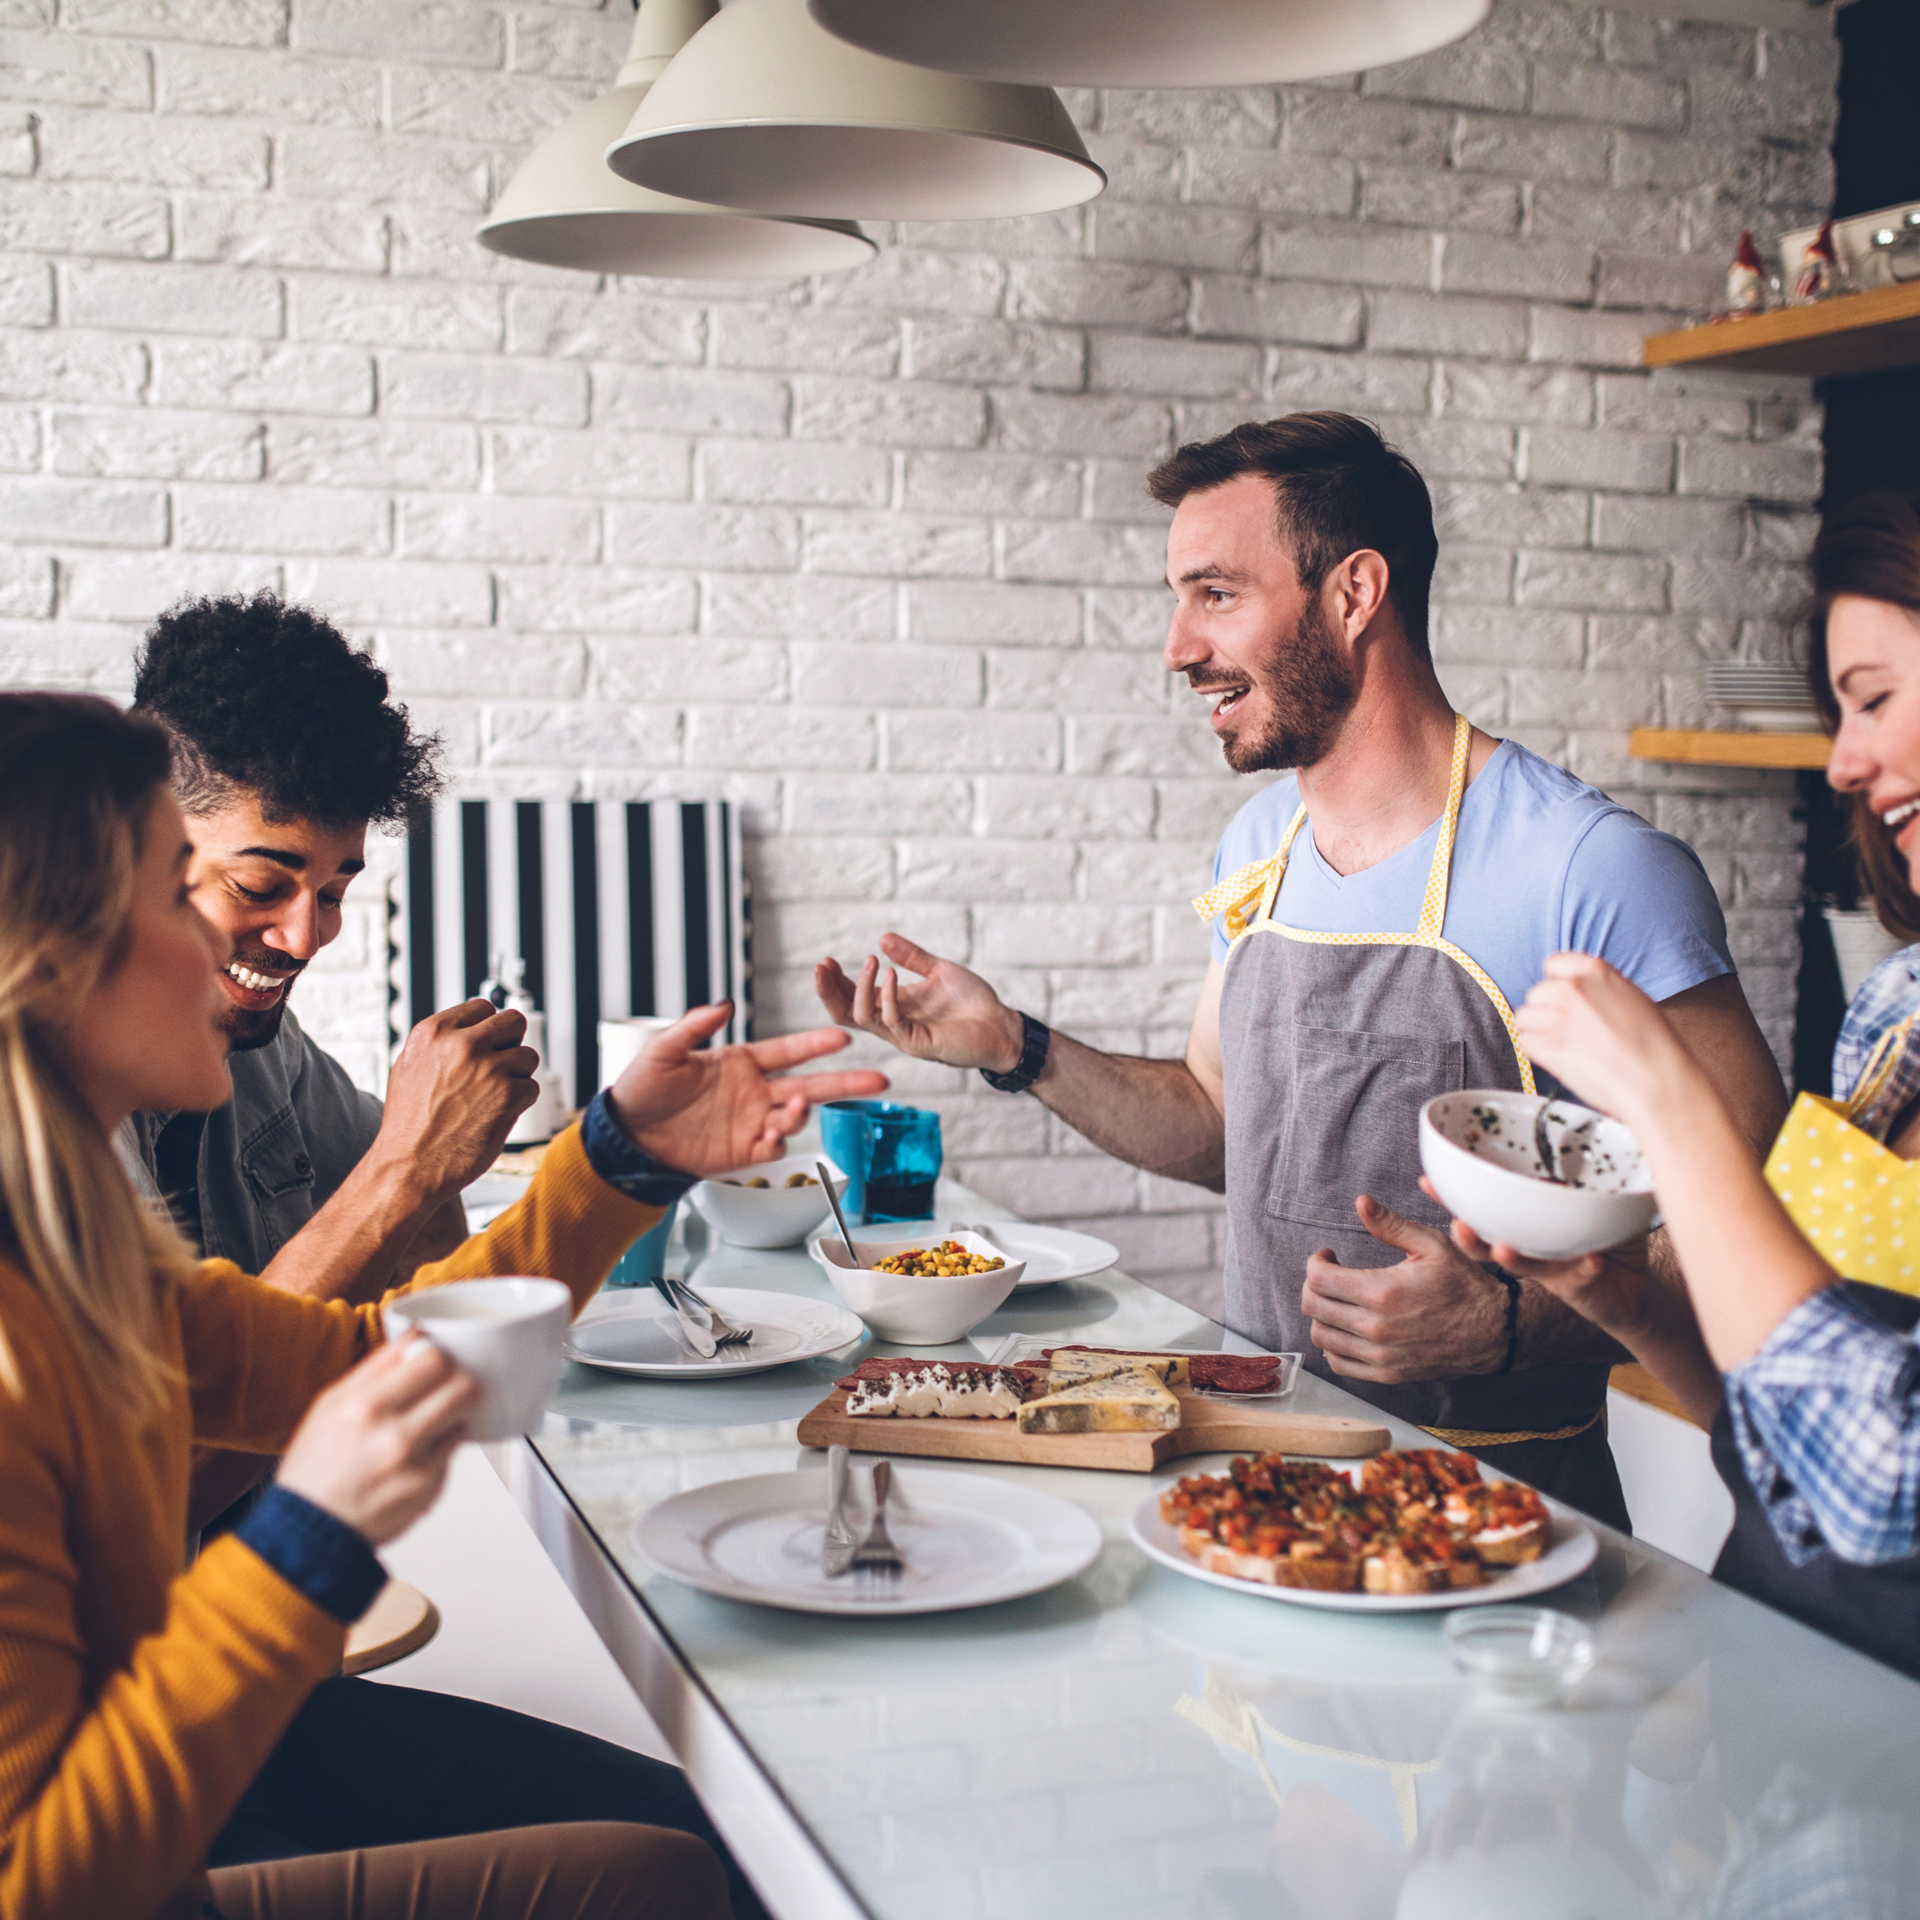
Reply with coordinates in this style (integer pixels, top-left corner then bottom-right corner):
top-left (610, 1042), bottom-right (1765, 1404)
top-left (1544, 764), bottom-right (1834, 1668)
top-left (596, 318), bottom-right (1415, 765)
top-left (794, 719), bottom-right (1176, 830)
top-left (0, 692), bottom-right (887, 1920)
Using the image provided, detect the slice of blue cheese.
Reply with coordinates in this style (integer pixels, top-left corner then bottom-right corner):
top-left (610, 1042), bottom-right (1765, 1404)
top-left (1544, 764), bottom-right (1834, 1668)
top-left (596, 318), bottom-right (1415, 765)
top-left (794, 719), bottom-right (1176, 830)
top-left (1015, 1367), bottom-right (1180, 1435)
top-left (1042, 1350), bottom-right (1185, 1390)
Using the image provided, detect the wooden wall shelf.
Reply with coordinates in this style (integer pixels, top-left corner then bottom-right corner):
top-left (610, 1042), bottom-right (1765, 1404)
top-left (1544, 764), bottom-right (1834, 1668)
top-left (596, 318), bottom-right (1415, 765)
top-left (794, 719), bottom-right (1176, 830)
top-left (1630, 728), bottom-right (1829, 771)
top-left (1643, 281), bottom-right (1920, 380)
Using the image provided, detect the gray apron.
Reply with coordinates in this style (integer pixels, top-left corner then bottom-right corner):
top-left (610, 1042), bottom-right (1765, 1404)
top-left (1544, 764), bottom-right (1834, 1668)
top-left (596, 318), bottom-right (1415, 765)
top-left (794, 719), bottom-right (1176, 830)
top-left (1206, 715), bottom-right (1622, 1526)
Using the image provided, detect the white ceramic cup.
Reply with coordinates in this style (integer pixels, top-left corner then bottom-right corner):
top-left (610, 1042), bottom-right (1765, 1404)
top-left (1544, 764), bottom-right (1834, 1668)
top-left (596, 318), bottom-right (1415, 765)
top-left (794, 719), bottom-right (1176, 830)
top-left (382, 1277), bottom-right (572, 1442)
top-left (597, 1015), bottom-right (680, 1089)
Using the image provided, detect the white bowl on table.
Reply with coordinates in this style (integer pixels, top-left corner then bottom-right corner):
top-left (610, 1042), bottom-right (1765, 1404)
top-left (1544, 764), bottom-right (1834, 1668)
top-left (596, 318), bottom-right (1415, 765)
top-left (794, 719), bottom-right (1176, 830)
top-left (686, 1154), bottom-right (846, 1249)
top-left (1419, 1090), bottom-right (1656, 1262)
top-left (816, 1229), bottom-right (1025, 1345)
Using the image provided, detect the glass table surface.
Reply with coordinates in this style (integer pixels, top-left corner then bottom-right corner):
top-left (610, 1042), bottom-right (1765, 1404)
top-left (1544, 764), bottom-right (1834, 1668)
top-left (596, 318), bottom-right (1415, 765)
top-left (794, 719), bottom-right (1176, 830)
top-left (524, 1187), bottom-right (1920, 1920)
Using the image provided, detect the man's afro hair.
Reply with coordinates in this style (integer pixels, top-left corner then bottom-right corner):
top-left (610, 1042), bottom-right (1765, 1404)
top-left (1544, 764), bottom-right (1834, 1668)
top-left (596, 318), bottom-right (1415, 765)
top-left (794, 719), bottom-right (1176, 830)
top-left (133, 593), bottom-right (442, 829)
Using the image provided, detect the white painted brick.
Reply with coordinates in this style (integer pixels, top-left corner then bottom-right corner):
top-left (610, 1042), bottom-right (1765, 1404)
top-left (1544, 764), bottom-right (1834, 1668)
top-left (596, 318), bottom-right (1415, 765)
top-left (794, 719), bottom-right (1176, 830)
top-left (885, 707), bottom-right (1056, 774)
top-left (979, 905), bottom-right (1151, 968)
top-left (1368, 290), bottom-right (1527, 359)
top-left (1089, 334), bottom-right (1261, 400)
top-left (909, 316), bottom-right (1084, 393)
top-left (0, 183), bottom-right (169, 257)
top-left (706, 571), bottom-right (890, 642)
top-left (1283, 89), bottom-right (1450, 165)
top-left (292, 0), bottom-right (502, 68)
top-left (154, 46), bottom-right (378, 123)
top-left (1443, 234), bottom-right (1594, 302)
top-left (1594, 252), bottom-right (1723, 313)
top-left (688, 707), bottom-right (874, 773)
top-left (403, 493), bottom-right (596, 565)
top-left (0, 546), bottom-right (52, 616)
top-left (1528, 304), bottom-right (1661, 369)
top-left (0, 475), bottom-right (164, 546)
top-left (1362, 168), bottom-right (1522, 235)
top-left (594, 365), bottom-right (786, 438)
top-left (812, 249), bottom-right (1005, 318)
top-left (1069, 712), bottom-right (1223, 778)
top-left (154, 338), bottom-right (371, 414)
top-left (279, 130), bottom-right (491, 213)
top-left (1092, 203), bottom-right (1258, 275)
top-left (177, 195), bottom-right (388, 273)
top-left (1006, 260), bottom-right (1185, 331)
top-left (897, 838), bottom-right (1075, 903)
top-left (1191, 275), bottom-right (1361, 349)
top-left (1611, 129), bottom-right (1765, 198)
top-left (807, 509), bottom-right (990, 580)
top-left (1514, 549), bottom-right (1667, 613)
top-left (487, 425), bottom-right (685, 502)
top-left (1452, 112), bottom-right (1610, 181)
top-left (1431, 479), bottom-right (1588, 547)
top-left (1185, 149), bottom-right (1356, 219)
top-left (1264, 345), bottom-right (1432, 415)
top-left (65, 261), bottom-right (283, 338)
top-left (380, 628), bottom-right (585, 700)
top-left (39, 108), bottom-right (268, 188)
top-left (1678, 436), bottom-right (1821, 503)
top-left (988, 649), bottom-right (1167, 715)
top-left (0, 109), bottom-right (32, 178)
top-left (1433, 606), bottom-right (1583, 667)
top-left (1531, 183), bottom-right (1683, 253)
top-left (1365, 40), bottom-right (1529, 112)
top-left (269, 418), bottom-right (478, 491)
top-left (1080, 134), bottom-right (1180, 208)
top-left (388, 66), bottom-right (587, 147)
top-left (1086, 458), bottom-right (1172, 522)
top-left (63, 0), bottom-right (285, 44)
top-left (506, 288), bottom-right (704, 364)
top-left (1264, 221), bottom-right (1431, 289)
top-left (901, 451), bottom-right (1077, 520)
top-left (178, 482), bottom-right (389, 557)
top-left (1001, 520), bottom-right (1164, 588)
top-left (1530, 59), bottom-right (1685, 130)
top-left (700, 439), bottom-right (883, 509)
top-left (485, 702), bottom-right (682, 770)
top-left (952, 1153), bottom-right (1136, 1219)
top-left (910, 581), bottom-right (1078, 646)
top-left (791, 375), bottom-right (985, 451)
top-left (53, 406), bottom-right (262, 481)
top-left (0, 258), bottom-right (52, 326)
top-left (1103, 88), bottom-right (1279, 149)
top-left (297, 276), bottom-right (503, 354)
top-left (1588, 613), bottom-right (1729, 673)
top-left (0, 404), bottom-right (38, 469)
top-left (507, 9), bottom-right (629, 80)
top-left (993, 390), bottom-right (1169, 459)
top-left (283, 556), bottom-right (490, 628)
top-left (589, 637), bottom-right (786, 708)
top-left (495, 565), bottom-right (693, 635)
top-left (713, 306), bottom-right (898, 377)
top-left (1088, 587), bottom-right (1173, 649)
top-left (789, 773), bottom-right (972, 836)
top-left (608, 501), bottom-right (796, 572)
top-left (760, 901), bottom-right (967, 972)
top-left (1440, 360), bottom-right (1592, 425)
top-left (1522, 427), bottom-right (1672, 491)
top-left (0, 614), bottom-right (146, 686)
top-left (385, 350), bottom-right (585, 426)
top-left (1592, 492), bottom-right (1742, 555)
top-left (979, 774), bottom-right (1153, 839)
top-left (750, 835), bottom-right (894, 904)
top-left (1432, 544), bottom-right (1514, 604)
top-left (1668, 555), bottom-right (1807, 617)
top-left (0, 30), bottom-right (149, 109)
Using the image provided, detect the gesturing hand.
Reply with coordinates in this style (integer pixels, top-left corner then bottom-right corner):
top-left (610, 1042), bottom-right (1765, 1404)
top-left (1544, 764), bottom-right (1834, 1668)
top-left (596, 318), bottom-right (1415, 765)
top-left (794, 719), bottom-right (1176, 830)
top-left (815, 933), bottom-right (1025, 1073)
top-left (377, 999), bottom-right (542, 1201)
top-left (606, 1002), bottom-right (889, 1175)
top-left (276, 1337), bottom-right (479, 1547)
top-left (1300, 1194), bottom-right (1508, 1383)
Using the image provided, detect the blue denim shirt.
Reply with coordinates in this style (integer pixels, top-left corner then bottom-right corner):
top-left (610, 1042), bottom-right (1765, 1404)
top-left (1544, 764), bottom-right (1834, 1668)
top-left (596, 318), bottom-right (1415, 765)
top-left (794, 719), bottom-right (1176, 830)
top-left (119, 1005), bottom-right (384, 1272)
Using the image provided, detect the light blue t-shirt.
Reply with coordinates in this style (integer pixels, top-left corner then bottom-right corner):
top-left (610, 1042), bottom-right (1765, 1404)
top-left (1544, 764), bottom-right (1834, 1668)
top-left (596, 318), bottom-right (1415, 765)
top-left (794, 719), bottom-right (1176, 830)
top-left (1207, 739), bottom-right (1733, 1011)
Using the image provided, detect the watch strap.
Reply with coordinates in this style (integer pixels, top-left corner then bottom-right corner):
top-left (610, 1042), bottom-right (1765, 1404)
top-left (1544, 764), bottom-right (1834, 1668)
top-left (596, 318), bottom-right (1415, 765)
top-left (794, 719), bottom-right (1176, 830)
top-left (980, 1012), bottom-right (1051, 1095)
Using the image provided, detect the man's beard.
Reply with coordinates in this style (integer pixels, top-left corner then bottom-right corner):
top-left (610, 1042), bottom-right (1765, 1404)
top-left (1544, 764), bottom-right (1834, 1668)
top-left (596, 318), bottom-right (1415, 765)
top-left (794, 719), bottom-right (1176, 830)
top-left (220, 947), bottom-right (304, 1053)
top-left (1201, 597), bottom-right (1358, 775)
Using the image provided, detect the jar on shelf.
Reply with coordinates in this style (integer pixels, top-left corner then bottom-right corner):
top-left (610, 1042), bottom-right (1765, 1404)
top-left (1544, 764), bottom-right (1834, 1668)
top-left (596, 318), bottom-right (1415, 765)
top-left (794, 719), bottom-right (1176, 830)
top-left (1890, 208), bottom-right (1920, 284)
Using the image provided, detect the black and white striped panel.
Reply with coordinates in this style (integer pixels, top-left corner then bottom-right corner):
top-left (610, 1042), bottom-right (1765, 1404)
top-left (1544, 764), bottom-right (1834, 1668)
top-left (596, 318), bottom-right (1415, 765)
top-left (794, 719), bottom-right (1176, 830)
top-left (402, 800), bottom-right (749, 1109)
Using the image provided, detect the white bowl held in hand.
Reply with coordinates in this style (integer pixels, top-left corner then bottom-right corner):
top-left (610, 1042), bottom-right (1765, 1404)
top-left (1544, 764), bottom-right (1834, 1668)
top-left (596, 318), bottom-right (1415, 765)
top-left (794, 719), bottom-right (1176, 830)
top-left (686, 1154), bottom-right (848, 1250)
top-left (1420, 1090), bottom-right (1656, 1262)
top-left (383, 1276), bottom-right (571, 1442)
top-left (817, 1230), bottom-right (1024, 1345)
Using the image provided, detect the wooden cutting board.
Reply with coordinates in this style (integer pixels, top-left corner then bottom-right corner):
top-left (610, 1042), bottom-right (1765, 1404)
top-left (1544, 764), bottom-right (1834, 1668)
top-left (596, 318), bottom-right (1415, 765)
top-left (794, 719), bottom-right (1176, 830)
top-left (796, 1386), bottom-right (1390, 1473)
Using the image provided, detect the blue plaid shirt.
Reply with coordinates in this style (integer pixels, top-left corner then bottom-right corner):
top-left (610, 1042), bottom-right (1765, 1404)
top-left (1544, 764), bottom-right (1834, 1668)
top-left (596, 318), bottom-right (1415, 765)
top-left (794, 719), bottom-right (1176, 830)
top-left (1724, 943), bottom-right (1920, 1566)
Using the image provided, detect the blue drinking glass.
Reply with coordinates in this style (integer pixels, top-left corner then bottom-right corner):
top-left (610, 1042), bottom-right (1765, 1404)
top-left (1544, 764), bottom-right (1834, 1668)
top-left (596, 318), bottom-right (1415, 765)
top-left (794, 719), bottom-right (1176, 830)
top-left (605, 1198), bottom-right (679, 1288)
top-left (820, 1100), bottom-right (942, 1223)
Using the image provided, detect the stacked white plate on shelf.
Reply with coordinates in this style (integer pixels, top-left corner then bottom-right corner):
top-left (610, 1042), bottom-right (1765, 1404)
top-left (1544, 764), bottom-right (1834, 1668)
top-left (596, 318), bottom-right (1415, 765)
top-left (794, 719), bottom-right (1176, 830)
top-left (1705, 662), bottom-right (1820, 733)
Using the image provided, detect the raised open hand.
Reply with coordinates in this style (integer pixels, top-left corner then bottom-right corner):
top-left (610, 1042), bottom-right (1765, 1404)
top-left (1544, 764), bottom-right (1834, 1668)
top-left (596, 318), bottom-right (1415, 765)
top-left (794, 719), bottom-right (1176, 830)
top-left (606, 1002), bottom-right (888, 1175)
top-left (814, 932), bottom-right (1024, 1072)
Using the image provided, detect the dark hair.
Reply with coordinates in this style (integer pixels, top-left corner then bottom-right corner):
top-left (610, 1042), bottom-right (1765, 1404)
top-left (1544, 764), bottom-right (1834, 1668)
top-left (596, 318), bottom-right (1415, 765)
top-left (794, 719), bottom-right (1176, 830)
top-left (132, 593), bottom-right (442, 830)
top-left (1147, 412), bottom-right (1439, 661)
top-left (1806, 492), bottom-right (1920, 943)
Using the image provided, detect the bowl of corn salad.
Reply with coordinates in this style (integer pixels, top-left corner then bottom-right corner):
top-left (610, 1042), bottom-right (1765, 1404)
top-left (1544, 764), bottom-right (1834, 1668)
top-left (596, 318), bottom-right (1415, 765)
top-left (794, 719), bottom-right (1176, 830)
top-left (687, 1152), bottom-right (849, 1249)
top-left (819, 1229), bottom-right (1025, 1345)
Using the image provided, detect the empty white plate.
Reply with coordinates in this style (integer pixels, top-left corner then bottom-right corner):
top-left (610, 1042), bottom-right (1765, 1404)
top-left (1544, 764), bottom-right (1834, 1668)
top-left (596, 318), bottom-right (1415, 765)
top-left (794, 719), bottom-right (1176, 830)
top-left (564, 1286), bottom-right (864, 1379)
top-left (808, 1220), bottom-right (1120, 1290)
top-left (1129, 1492), bottom-right (1597, 1614)
top-left (636, 1466), bottom-right (1103, 1615)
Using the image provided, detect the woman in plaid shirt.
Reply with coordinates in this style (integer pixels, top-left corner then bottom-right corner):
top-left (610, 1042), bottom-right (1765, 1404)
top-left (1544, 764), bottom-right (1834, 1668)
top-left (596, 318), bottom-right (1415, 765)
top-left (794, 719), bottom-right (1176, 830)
top-left (1444, 491), bottom-right (1920, 1680)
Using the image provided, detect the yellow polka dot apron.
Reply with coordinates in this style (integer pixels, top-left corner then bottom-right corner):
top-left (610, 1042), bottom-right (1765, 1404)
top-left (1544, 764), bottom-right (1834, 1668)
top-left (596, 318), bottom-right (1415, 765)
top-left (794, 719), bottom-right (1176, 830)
top-left (1764, 1014), bottom-right (1920, 1296)
top-left (1198, 715), bottom-right (1620, 1523)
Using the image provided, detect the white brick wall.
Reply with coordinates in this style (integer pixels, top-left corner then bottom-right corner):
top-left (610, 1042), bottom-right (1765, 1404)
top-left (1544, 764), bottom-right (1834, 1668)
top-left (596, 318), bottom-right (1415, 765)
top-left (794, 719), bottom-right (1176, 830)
top-left (0, 0), bottom-right (1834, 1308)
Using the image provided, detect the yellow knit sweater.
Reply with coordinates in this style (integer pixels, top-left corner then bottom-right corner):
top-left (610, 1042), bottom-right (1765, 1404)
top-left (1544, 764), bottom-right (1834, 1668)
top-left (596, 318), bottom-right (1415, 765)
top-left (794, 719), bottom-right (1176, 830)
top-left (0, 1122), bottom-right (660, 1920)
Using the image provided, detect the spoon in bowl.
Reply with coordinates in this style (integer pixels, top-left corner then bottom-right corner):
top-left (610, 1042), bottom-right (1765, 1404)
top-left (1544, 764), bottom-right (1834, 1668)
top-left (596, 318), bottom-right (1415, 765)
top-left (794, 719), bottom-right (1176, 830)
top-left (1533, 1102), bottom-right (1567, 1185)
top-left (818, 1161), bottom-right (863, 1267)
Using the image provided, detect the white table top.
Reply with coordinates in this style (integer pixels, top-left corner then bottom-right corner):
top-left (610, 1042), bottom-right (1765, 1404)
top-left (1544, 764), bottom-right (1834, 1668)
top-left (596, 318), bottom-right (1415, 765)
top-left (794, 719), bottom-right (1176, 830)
top-left (508, 1184), bottom-right (1920, 1920)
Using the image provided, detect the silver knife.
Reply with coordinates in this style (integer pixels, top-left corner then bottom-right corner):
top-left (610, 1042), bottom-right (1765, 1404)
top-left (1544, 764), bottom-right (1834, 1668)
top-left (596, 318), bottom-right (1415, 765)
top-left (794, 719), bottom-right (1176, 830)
top-left (822, 1444), bottom-right (858, 1577)
top-left (647, 1274), bottom-right (718, 1359)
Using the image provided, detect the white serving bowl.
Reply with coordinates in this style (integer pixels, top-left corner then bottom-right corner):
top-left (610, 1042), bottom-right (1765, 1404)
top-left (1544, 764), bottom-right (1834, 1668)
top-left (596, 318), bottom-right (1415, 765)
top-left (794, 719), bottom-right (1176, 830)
top-left (1420, 1090), bottom-right (1655, 1262)
top-left (686, 1154), bottom-right (846, 1250)
top-left (816, 1229), bottom-right (1025, 1345)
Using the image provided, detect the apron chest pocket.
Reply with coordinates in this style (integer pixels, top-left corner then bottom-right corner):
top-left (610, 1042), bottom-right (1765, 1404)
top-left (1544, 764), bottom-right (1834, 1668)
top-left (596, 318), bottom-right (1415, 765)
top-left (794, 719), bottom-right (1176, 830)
top-left (1270, 1023), bottom-right (1466, 1232)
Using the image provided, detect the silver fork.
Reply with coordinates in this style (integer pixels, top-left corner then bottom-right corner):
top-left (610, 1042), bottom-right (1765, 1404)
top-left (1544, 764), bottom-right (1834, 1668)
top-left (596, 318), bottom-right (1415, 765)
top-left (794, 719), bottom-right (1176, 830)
top-left (663, 1272), bottom-right (753, 1348)
top-left (851, 1460), bottom-right (904, 1584)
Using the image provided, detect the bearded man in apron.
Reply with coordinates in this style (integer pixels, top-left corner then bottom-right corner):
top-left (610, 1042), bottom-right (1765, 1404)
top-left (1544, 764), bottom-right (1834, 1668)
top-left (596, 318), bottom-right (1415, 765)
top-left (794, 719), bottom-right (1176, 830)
top-left (816, 410), bottom-right (1788, 1530)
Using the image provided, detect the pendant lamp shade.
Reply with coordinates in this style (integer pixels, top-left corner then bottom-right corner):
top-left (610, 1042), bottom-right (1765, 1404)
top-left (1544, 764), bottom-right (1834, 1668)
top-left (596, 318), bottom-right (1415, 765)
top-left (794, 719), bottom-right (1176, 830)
top-left (804, 0), bottom-right (1492, 89)
top-left (605, 0), bottom-right (1105, 224)
top-left (478, 0), bottom-right (874, 279)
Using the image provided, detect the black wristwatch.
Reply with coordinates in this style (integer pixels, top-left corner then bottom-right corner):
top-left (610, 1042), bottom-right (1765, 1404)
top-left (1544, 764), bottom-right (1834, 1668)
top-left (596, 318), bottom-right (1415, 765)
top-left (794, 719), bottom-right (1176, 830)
top-left (980, 1012), bottom-right (1051, 1095)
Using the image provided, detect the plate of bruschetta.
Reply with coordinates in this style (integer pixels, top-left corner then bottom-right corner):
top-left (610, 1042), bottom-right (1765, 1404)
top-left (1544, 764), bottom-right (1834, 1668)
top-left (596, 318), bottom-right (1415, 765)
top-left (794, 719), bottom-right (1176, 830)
top-left (1128, 1446), bottom-right (1597, 1613)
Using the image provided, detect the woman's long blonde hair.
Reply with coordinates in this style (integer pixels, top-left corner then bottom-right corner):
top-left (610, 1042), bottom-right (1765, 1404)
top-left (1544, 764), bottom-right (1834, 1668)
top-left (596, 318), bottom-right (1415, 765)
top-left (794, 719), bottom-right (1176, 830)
top-left (0, 694), bottom-right (200, 1420)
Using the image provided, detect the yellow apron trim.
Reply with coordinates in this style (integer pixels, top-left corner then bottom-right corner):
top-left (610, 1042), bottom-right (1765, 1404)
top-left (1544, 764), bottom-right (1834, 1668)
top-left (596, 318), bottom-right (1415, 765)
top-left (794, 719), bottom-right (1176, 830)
top-left (1421, 1405), bottom-right (1605, 1448)
top-left (1203, 715), bottom-right (1536, 1096)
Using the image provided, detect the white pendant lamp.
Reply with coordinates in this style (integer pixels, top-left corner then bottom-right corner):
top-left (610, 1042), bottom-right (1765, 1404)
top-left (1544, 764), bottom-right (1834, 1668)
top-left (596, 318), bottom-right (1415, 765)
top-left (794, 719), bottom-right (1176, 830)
top-left (605, 0), bottom-right (1105, 224)
top-left (804, 0), bottom-right (1492, 90)
top-left (478, 0), bottom-right (874, 280)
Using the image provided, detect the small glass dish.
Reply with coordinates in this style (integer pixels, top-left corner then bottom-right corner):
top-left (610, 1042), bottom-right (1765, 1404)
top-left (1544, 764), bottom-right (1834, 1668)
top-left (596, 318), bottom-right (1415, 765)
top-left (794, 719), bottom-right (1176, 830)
top-left (1443, 1606), bottom-right (1595, 1707)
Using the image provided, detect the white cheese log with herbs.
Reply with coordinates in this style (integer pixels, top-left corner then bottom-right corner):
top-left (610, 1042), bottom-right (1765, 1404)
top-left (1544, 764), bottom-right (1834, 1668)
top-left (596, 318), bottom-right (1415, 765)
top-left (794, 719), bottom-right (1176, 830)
top-left (1016, 1366), bottom-right (1181, 1435)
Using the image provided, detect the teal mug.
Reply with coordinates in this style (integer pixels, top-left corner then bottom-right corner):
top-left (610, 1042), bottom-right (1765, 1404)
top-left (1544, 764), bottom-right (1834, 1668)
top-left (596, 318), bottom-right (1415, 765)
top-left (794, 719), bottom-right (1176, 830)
top-left (605, 1198), bottom-right (679, 1289)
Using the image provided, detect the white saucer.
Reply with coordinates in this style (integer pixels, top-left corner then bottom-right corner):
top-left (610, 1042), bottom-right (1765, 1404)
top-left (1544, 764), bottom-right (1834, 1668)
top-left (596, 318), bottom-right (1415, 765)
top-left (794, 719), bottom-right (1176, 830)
top-left (1128, 1493), bottom-right (1597, 1614)
top-left (636, 1466), bottom-right (1104, 1615)
top-left (564, 1286), bottom-right (864, 1379)
top-left (808, 1219), bottom-right (1120, 1290)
